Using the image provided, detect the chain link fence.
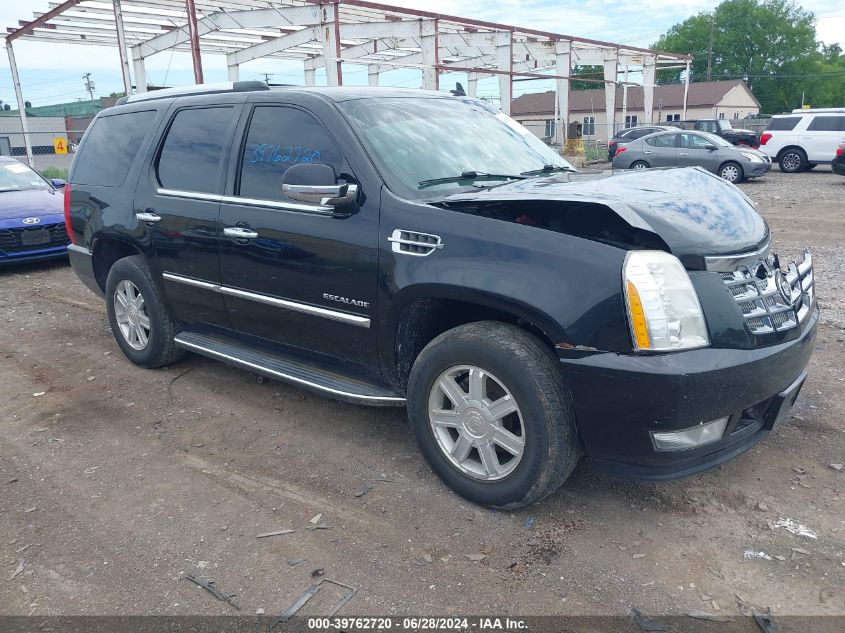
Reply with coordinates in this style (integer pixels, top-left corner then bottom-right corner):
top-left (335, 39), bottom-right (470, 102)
top-left (0, 130), bottom-right (86, 177)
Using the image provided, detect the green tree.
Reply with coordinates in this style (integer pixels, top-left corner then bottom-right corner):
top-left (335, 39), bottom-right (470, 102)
top-left (651, 0), bottom-right (844, 113)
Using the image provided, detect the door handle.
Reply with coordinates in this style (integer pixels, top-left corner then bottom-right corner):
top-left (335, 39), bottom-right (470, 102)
top-left (643, 150), bottom-right (653, 154)
top-left (223, 226), bottom-right (259, 240)
top-left (679, 152), bottom-right (689, 156)
top-left (136, 211), bottom-right (161, 223)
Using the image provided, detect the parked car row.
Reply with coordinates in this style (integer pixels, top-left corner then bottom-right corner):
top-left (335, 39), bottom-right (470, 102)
top-left (667, 119), bottom-right (760, 147)
top-left (612, 129), bottom-right (770, 183)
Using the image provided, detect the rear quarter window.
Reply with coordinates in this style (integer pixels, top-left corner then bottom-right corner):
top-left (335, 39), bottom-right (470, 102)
top-left (72, 110), bottom-right (157, 187)
top-left (806, 116), bottom-right (845, 132)
top-left (767, 117), bottom-right (801, 131)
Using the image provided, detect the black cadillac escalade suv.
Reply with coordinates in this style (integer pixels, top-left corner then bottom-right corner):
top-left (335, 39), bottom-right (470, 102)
top-left (65, 82), bottom-right (817, 508)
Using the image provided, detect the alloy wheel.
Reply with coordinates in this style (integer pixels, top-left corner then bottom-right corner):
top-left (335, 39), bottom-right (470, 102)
top-left (781, 152), bottom-right (801, 172)
top-left (428, 365), bottom-right (525, 481)
top-left (113, 279), bottom-right (151, 350)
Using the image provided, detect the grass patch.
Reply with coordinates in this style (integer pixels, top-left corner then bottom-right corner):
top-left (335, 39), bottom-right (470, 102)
top-left (40, 166), bottom-right (68, 181)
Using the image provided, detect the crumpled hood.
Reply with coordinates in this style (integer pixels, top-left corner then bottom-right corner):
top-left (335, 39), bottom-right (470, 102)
top-left (0, 188), bottom-right (63, 220)
top-left (442, 166), bottom-right (768, 259)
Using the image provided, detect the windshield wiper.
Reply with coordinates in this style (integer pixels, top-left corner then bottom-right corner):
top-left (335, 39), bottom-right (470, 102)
top-left (418, 171), bottom-right (526, 189)
top-left (520, 164), bottom-right (575, 176)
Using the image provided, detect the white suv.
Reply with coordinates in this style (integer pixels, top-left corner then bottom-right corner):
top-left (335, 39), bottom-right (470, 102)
top-left (759, 108), bottom-right (845, 173)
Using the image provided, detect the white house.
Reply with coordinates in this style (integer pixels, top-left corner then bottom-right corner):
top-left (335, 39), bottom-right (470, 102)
top-left (511, 80), bottom-right (761, 142)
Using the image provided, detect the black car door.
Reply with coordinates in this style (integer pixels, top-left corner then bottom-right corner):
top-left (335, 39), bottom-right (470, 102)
top-left (135, 101), bottom-right (243, 329)
top-left (217, 98), bottom-right (380, 367)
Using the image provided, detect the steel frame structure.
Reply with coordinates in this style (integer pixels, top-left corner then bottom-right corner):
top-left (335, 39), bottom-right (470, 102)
top-left (5, 0), bottom-right (691, 164)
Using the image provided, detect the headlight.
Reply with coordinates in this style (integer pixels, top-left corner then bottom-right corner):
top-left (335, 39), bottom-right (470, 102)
top-left (623, 251), bottom-right (710, 351)
top-left (740, 151), bottom-right (763, 163)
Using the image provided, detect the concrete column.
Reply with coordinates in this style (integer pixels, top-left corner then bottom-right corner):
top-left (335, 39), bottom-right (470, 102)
top-left (467, 72), bottom-right (478, 97)
top-left (603, 51), bottom-right (618, 141)
top-left (227, 61), bottom-right (239, 82)
top-left (496, 31), bottom-right (513, 114)
top-left (304, 67), bottom-right (316, 86)
top-left (421, 19), bottom-right (438, 90)
top-left (643, 55), bottom-right (656, 124)
top-left (320, 2), bottom-right (342, 86)
top-left (132, 53), bottom-right (147, 92)
top-left (682, 60), bottom-right (691, 120)
top-left (368, 64), bottom-right (379, 87)
top-left (554, 39), bottom-right (571, 144)
top-left (6, 41), bottom-right (33, 167)
top-left (112, 0), bottom-right (132, 94)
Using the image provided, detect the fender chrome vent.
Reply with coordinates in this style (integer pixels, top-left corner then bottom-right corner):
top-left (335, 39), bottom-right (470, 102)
top-left (388, 229), bottom-right (444, 257)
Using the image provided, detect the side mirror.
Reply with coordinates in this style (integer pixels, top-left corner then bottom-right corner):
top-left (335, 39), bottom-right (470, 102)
top-left (704, 144), bottom-right (716, 151)
top-left (51, 178), bottom-right (66, 188)
top-left (281, 163), bottom-right (357, 208)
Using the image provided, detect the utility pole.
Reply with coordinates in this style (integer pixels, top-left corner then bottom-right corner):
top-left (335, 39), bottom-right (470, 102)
top-left (83, 72), bottom-right (95, 103)
top-left (706, 14), bottom-right (714, 81)
top-left (261, 72), bottom-right (273, 83)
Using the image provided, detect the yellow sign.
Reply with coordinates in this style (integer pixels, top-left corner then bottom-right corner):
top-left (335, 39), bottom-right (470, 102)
top-left (53, 137), bottom-right (68, 154)
top-left (802, 104), bottom-right (811, 110)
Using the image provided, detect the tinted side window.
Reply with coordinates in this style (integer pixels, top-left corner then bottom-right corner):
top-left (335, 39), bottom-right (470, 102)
top-left (646, 133), bottom-right (678, 147)
top-left (238, 106), bottom-right (342, 202)
top-left (807, 116), bottom-right (845, 132)
top-left (73, 110), bottom-right (156, 187)
top-left (767, 117), bottom-right (801, 131)
top-left (157, 107), bottom-right (233, 194)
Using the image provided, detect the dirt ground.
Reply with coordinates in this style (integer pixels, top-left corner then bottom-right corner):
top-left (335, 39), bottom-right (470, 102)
top-left (1, 167), bottom-right (843, 625)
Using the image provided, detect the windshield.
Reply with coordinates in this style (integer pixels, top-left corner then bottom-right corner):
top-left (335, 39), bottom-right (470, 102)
top-left (717, 119), bottom-right (733, 132)
top-left (338, 97), bottom-right (574, 199)
top-left (699, 132), bottom-right (734, 148)
top-left (0, 161), bottom-right (52, 192)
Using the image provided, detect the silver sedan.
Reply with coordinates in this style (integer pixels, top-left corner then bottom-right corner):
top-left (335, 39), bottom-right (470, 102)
top-left (612, 129), bottom-right (771, 183)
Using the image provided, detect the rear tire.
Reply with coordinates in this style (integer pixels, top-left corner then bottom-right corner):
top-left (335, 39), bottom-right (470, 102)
top-left (105, 255), bottom-right (183, 368)
top-left (719, 161), bottom-right (743, 183)
top-left (630, 160), bottom-right (650, 170)
top-left (779, 148), bottom-right (807, 173)
top-left (407, 321), bottom-right (581, 509)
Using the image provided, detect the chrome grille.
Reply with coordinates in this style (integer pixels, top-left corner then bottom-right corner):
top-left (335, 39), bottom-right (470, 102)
top-left (719, 250), bottom-right (814, 335)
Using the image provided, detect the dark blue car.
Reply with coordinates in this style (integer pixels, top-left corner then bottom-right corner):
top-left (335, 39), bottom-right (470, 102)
top-left (0, 157), bottom-right (69, 265)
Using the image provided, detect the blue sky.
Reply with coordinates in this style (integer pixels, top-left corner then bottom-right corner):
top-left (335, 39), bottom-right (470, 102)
top-left (1, 0), bottom-right (843, 107)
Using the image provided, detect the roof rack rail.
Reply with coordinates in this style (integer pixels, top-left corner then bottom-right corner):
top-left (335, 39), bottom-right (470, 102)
top-left (789, 107), bottom-right (845, 114)
top-left (117, 80), bottom-right (269, 105)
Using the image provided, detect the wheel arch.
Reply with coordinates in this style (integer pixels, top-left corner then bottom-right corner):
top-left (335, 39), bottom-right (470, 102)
top-left (90, 236), bottom-right (144, 292)
top-left (775, 145), bottom-right (807, 161)
top-left (383, 284), bottom-right (566, 393)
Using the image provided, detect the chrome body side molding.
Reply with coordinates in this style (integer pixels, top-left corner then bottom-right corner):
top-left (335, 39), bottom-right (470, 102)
top-left (162, 272), bottom-right (370, 328)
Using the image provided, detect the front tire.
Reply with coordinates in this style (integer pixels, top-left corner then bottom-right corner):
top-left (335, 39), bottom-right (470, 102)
top-left (105, 255), bottom-right (183, 368)
top-left (407, 321), bottom-right (580, 509)
top-left (719, 161), bottom-right (743, 183)
top-left (779, 148), bottom-right (807, 173)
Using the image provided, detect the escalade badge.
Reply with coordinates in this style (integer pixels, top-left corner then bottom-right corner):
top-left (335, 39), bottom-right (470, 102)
top-left (22, 217), bottom-right (41, 225)
top-left (323, 293), bottom-right (370, 309)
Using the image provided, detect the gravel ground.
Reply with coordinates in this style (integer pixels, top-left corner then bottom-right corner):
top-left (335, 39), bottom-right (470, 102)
top-left (1, 167), bottom-right (843, 624)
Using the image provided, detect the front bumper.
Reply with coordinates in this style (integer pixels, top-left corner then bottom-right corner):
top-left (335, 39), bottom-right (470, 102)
top-left (745, 159), bottom-right (771, 178)
top-left (558, 306), bottom-right (818, 479)
top-left (0, 245), bottom-right (68, 266)
top-left (833, 158), bottom-right (845, 176)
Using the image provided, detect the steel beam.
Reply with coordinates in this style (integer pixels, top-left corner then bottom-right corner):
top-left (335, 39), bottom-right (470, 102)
top-left (133, 52), bottom-right (147, 92)
top-left (6, 0), bottom-right (85, 42)
top-left (496, 31), bottom-right (513, 113)
top-left (6, 41), bottom-right (33, 166)
top-left (112, 0), bottom-right (133, 94)
top-left (132, 5), bottom-right (322, 59)
top-left (555, 39), bottom-right (571, 144)
top-left (642, 55), bottom-right (656, 124)
top-left (227, 27), bottom-right (318, 66)
top-left (603, 50), bottom-right (618, 141)
top-left (320, 2), bottom-right (342, 85)
top-left (421, 19), bottom-right (438, 90)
